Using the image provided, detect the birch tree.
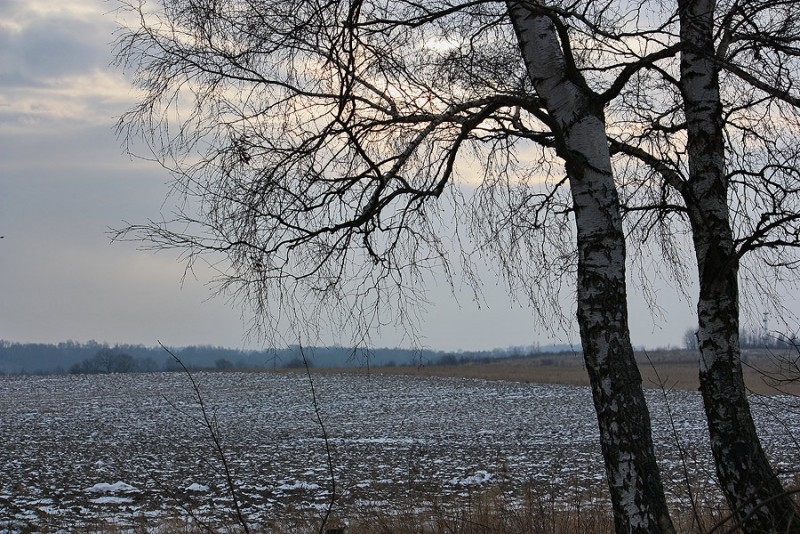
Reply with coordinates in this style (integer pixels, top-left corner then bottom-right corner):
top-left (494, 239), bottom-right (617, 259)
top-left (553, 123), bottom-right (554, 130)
top-left (612, 0), bottom-right (800, 529)
top-left (113, 0), bottom-right (677, 531)
top-left (680, 1), bottom-right (800, 530)
top-left (506, 5), bottom-right (674, 531)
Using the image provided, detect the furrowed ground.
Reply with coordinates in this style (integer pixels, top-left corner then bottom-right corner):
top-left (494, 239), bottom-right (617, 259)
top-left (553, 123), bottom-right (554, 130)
top-left (1, 349), bottom-right (797, 532)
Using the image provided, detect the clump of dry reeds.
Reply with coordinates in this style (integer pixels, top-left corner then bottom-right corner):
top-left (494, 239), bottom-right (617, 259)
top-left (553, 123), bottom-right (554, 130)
top-left (339, 485), bottom-right (614, 534)
top-left (56, 477), bottom-right (800, 534)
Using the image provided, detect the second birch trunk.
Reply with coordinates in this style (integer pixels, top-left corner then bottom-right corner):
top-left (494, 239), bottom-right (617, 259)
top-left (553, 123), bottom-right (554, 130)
top-left (679, 0), bottom-right (800, 531)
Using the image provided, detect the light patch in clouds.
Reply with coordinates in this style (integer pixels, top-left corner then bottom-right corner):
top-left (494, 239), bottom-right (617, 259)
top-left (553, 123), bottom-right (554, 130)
top-left (0, 71), bottom-right (134, 127)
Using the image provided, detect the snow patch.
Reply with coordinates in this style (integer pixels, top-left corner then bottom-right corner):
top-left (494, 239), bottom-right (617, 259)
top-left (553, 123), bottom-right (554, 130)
top-left (448, 470), bottom-right (493, 486)
top-left (90, 496), bottom-right (134, 504)
top-left (276, 480), bottom-right (321, 491)
top-left (85, 481), bottom-right (139, 493)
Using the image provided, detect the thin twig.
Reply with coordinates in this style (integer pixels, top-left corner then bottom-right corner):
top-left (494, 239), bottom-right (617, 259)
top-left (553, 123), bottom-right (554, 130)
top-left (707, 487), bottom-right (800, 534)
top-left (160, 342), bottom-right (251, 534)
top-left (643, 350), bottom-right (702, 531)
top-left (298, 344), bottom-right (338, 534)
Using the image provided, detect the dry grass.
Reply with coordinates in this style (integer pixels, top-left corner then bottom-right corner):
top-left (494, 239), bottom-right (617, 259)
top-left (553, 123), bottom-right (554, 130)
top-left (338, 487), bottom-right (616, 534)
top-left (316, 349), bottom-right (800, 396)
top-left (83, 480), bottom-right (797, 534)
top-left (262, 480), bottom-right (799, 534)
top-left (53, 459), bottom-right (800, 534)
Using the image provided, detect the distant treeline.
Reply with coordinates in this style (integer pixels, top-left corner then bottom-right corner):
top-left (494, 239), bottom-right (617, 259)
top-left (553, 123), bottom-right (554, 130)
top-left (0, 340), bottom-right (574, 376)
top-left (740, 329), bottom-right (798, 349)
top-left (684, 327), bottom-right (799, 350)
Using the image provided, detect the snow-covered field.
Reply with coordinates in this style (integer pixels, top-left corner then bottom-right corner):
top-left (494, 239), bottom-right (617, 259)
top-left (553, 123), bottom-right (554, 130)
top-left (1, 371), bottom-right (798, 531)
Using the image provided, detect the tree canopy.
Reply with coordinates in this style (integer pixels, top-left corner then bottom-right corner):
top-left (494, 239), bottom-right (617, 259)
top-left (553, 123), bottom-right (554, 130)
top-left (114, 0), bottom-right (800, 531)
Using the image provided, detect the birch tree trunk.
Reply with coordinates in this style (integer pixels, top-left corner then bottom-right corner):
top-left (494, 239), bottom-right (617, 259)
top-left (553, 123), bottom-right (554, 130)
top-left (508, 4), bottom-right (675, 532)
top-left (679, 0), bottom-right (800, 531)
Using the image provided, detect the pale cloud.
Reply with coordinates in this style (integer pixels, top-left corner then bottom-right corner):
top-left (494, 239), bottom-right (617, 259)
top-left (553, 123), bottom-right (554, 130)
top-left (0, 0), bottom-right (104, 20)
top-left (0, 0), bottom-right (132, 127)
top-left (0, 70), bottom-right (134, 127)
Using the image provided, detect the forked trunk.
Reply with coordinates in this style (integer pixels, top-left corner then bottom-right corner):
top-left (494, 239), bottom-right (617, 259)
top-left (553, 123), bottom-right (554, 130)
top-left (679, 0), bottom-right (800, 531)
top-left (508, 4), bottom-right (675, 532)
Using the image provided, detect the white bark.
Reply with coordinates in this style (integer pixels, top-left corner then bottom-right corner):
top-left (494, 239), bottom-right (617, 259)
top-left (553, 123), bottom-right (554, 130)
top-left (508, 4), bottom-right (675, 533)
top-left (679, 0), bottom-right (800, 530)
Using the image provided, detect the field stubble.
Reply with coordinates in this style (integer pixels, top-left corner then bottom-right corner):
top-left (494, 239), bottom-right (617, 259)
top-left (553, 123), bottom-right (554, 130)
top-left (355, 349), bottom-right (800, 396)
top-left (1, 349), bottom-right (798, 533)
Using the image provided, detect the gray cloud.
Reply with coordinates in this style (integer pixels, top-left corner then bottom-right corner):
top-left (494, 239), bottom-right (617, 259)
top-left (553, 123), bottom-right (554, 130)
top-left (0, 120), bottom-right (695, 350)
top-left (0, 4), bottom-right (111, 88)
top-left (0, 121), bottom-right (576, 350)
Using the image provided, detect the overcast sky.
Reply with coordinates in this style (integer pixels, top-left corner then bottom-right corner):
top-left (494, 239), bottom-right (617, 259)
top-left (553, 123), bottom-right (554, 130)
top-left (0, 0), bottom-right (706, 352)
